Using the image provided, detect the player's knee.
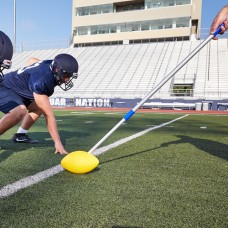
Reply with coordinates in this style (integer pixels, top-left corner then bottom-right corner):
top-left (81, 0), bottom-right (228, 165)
top-left (13, 108), bottom-right (27, 122)
top-left (0, 109), bottom-right (26, 133)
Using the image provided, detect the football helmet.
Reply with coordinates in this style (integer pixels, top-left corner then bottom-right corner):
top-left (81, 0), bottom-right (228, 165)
top-left (51, 53), bottom-right (78, 91)
top-left (0, 31), bottom-right (13, 81)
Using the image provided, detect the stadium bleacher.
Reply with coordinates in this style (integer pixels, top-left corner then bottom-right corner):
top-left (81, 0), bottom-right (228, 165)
top-left (5, 39), bottom-right (228, 110)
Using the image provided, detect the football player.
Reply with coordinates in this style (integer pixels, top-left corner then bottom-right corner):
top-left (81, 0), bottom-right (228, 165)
top-left (0, 31), bottom-right (13, 81)
top-left (0, 53), bottom-right (78, 154)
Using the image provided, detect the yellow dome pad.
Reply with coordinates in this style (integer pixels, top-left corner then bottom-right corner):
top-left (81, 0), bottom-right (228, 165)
top-left (61, 151), bottom-right (99, 174)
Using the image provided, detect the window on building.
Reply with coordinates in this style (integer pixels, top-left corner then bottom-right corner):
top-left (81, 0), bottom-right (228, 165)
top-left (132, 22), bottom-right (140, 31)
top-left (77, 4), bottom-right (113, 16)
top-left (164, 24), bottom-right (172, 29)
top-left (164, 20), bottom-right (173, 29)
top-left (75, 17), bottom-right (190, 36)
top-left (110, 25), bottom-right (117, 33)
top-left (146, 0), bottom-right (162, 8)
top-left (157, 20), bottom-right (164, 30)
top-left (91, 26), bottom-right (98, 35)
top-left (176, 0), bottom-right (191, 5)
top-left (164, 0), bottom-right (175, 7)
top-left (150, 22), bottom-right (157, 30)
top-left (115, 0), bottom-right (144, 12)
top-left (90, 24), bottom-right (117, 35)
top-left (90, 6), bottom-right (101, 15)
top-left (78, 27), bottom-right (88, 35)
top-left (141, 22), bottom-right (150, 31)
top-left (98, 25), bottom-right (109, 34)
top-left (101, 5), bottom-right (113, 14)
top-left (125, 23), bottom-right (133, 32)
top-left (168, 1), bottom-right (175, 6)
top-left (120, 23), bottom-right (129, 32)
top-left (146, 0), bottom-right (190, 8)
top-left (176, 17), bottom-right (189, 28)
top-left (78, 7), bottom-right (89, 16)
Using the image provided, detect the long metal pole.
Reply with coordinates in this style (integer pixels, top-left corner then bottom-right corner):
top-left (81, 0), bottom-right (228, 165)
top-left (88, 25), bottom-right (223, 155)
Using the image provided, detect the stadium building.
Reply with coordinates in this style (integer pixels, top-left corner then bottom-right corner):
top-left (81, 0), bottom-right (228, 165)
top-left (8, 0), bottom-right (228, 111)
top-left (72, 0), bottom-right (202, 47)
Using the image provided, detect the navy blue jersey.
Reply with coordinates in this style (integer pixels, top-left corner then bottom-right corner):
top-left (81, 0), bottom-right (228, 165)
top-left (0, 60), bottom-right (57, 100)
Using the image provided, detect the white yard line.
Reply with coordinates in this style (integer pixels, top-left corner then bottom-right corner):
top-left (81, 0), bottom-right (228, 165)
top-left (0, 114), bottom-right (188, 198)
top-left (0, 165), bottom-right (64, 198)
top-left (85, 121), bottom-right (94, 124)
top-left (70, 112), bottom-right (94, 115)
top-left (93, 114), bottom-right (188, 156)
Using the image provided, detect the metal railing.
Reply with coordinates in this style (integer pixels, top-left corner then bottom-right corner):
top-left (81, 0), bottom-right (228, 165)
top-left (16, 36), bottom-right (73, 53)
top-left (15, 28), bottom-right (228, 52)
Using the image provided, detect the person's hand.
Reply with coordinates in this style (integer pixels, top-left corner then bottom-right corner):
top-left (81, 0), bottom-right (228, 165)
top-left (54, 141), bottom-right (68, 155)
top-left (210, 5), bottom-right (228, 39)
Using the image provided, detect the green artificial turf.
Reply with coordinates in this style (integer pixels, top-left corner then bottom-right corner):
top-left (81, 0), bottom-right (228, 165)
top-left (0, 111), bottom-right (228, 227)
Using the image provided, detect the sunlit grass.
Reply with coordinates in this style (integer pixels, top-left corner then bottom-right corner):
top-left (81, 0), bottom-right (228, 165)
top-left (0, 111), bottom-right (228, 227)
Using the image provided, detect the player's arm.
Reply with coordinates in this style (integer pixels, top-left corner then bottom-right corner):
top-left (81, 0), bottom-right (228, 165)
top-left (27, 58), bottom-right (40, 66)
top-left (33, 92), bottom-right (68, 155)
top-left (210, 5), bottom-right (228, 39)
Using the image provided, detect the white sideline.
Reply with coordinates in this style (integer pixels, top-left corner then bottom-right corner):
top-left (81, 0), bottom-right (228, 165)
top-left (0, 114), bottom-right (188, 198)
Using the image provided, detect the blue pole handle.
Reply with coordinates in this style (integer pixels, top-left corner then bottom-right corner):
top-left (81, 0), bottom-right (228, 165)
top-left (124, 109), bottom-right (135, 121)
top-left (213, 23), bottom-right (225, 37)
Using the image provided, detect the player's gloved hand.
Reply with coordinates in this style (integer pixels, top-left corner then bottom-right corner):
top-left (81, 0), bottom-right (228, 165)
top-left (54, 141), bottom-right (68, 155)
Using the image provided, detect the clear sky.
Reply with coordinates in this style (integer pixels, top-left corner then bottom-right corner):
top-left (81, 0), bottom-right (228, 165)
top-left (201, 0), bottom-right (227, 28)
top-left (0, 0), bottom-right (226, 49)
top-left (0, 0), bottom-right (72, 50)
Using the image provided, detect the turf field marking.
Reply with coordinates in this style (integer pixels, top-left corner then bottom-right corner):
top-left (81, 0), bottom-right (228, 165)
top-left (0, 114), bottom-right (188, 198)
top-left (104, 112), bottom-right (123, 115)
top-left (85, 121), bottom-right (94, 124)
top-left (0, 165), bottom-right (63, 198)
top-left (70, 112), bottom-right (94, 115)
top-left (93, 114), bottom-right (188, 156)
top-left (146, 125), bottom-right (174, 128)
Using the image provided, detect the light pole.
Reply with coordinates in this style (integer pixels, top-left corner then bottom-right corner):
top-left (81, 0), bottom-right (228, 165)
top-left (13, 0), bottom-right (16, 52)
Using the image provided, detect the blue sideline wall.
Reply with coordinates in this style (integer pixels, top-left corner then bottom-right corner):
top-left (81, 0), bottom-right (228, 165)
top-left (49, 97), bottom-right (228, 111)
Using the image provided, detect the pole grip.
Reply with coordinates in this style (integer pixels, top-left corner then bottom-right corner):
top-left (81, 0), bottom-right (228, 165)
top-left (124, 110), bottom-right (135, 121)
top-left (213, 23), bottom-right (225, 37)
